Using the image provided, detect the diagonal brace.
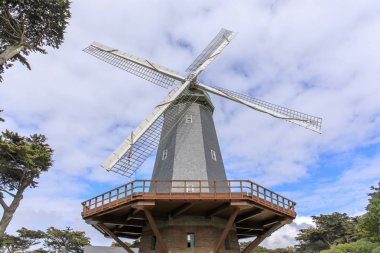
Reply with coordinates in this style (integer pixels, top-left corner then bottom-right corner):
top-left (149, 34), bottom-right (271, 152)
top-left (214, 207), bottom-right (239, 253)
top-left (144, 207), bottom-right (169, 253)
top-left (97, 223), bottom-right (134, 253)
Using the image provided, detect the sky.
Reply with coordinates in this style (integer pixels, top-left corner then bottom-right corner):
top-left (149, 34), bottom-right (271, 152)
top-left (1, 0), bottom-right (380, 249)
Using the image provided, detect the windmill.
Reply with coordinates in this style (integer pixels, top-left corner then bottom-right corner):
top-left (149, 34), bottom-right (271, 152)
top-left (82, 28), bottom-right (321, 253)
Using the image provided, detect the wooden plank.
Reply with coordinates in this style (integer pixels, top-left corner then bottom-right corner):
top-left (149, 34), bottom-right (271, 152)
top-left (171, 202), bottom-right (193, 218)
top-left (97, 223), bottom-right (135, 253)
top-left (206, 202), bottom-right (230, 217)
top-left (235, 208), bottom-right (263, 223)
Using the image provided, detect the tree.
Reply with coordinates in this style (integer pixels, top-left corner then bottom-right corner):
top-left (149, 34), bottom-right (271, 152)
top-left (44, 227), bottom-right (90, 253)
top-left (0, 130), bottom-right (53, 238)
top-left (295, 212), bottom-right (361, 252)
top-left (111, 239), bottom-right (140, 248)
top-left (238, 242), bottom-right (295, 253)
top-left (0, 227), bottom-right (45, 252)
top-left (0, 0), bottom-right (71, 81)
top-left (320, 239), bottom-right (380, 253)
top-left (357, 182), bottom-right (380, 242)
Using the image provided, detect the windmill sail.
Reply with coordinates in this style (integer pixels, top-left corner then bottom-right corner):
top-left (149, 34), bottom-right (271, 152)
top-left (186, 28), bottom-right (236, 77)
top-left (196, 83), bottom-right (322, 133)
top-left (103, 88), bottom-right (199, 177)
top-left (84, 42), bottom-right (185, 88)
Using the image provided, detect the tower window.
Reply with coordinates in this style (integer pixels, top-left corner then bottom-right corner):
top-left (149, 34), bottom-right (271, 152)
top-left (162, 149), bottom-right (168, 160)
top-left (224, 236), bottom-right (230, 250)
top-left (185, 114), bottom-right (192, 123)
top-left (211, 150), bottom-right (217, 161)
top-left (151, 235), bottom-right (156, 250)
top-left (187, 233), bottom-right (195, 248)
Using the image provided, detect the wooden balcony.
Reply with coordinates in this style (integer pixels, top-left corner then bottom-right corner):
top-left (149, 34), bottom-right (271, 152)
top-left (82, 180), bottom-right (296, 219)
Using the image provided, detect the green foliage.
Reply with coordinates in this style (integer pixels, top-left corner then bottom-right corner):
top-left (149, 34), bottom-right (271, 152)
top-left (239, 242), bottom-right (295, 253)
top-left (0, 227), bottom-right (45, 253)
top-left (0, 0), bottom-right (71, 81)
top-left (295, 212), bottom-right (361, 252)
top-left (320, 239), bottom-right (380, 253)
top-left (0, 130), bottom-right (53, 238)
top-left (111, 239), bottom-right (140, 248)
top-left (0, 130), bottom-right (53, 192)
top-left (357, 182), bottom-right (380, 242)
top-left (0, 227), bottom-right (90, 253)
top-left (44, 227), bottom-right (90, 253)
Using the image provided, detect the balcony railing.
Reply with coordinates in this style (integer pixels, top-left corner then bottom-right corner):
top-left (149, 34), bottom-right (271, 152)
top-left (82, 180), bottom-right (296, 217)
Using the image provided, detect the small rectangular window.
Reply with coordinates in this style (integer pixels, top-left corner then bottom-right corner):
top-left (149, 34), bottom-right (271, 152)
top-left (151, 235), bottom-right (156, 250)
top-left (185, 114), bottom-right (192, 123)
top-left (162, 149), bottom-right (168, 160)
top-left (211, 150), bottom-right (217, 161)
top-left (224, 236), bottom-right (230, 250)
top-left (187, 233), bottom-right (195, 248)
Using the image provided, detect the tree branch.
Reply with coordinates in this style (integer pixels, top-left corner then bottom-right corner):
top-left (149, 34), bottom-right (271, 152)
top-left (1, 189), bottom-right (16, 198)
top-left (0, 197), bottom-right (9, 210)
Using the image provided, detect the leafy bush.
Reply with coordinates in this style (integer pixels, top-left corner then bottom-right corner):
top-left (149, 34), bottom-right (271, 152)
top-left (320, 239), bottom-right (380, 253)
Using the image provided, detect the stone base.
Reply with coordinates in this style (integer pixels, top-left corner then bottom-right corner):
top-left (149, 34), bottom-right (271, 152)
top-left (139, 216), bottom-right (240, 253)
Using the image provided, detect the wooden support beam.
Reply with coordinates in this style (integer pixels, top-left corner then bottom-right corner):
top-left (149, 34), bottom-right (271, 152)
top-left (235, 208), bottom-right (263, 223)
top-left (127, 211), bottom-right (146, 221)
top-left (144, 208), bottom-right (169, 253)
top-left (113, 226), bottom-right (142, 234)
top-left (206, 202), bottom-right (230, 217)
top-left (241, 219), bottom-right (291, 253)
top-left (171, 202), bottom-right (193, 218)
top-left (214, 207), bottom-right (239, 253)
top-left (97, 223), bottom-right (135, 253)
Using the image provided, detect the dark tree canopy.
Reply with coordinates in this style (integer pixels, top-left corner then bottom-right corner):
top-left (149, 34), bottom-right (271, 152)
top-left (0, 130), bottom-right (53, 191)
top-left (358, 182), bottom-right (380, 242)
top-left (295, 212), bottom-right (361, 252)
top-left (0, 227), bottom-right (45, 253)
top-left (0, 130), bottom-right (53, 238)
top-left (0, 227), bottom-right (90, 253)
top-left (0, 0), bottom-right (71, 81)
top-left (44, 227), bottom-right (90, 253)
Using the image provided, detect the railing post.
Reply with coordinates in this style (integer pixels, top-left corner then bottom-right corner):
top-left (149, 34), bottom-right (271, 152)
top-left (143, 180), bottom-right (145, 193)
top-left (256, 185), bottom-right (259, 197)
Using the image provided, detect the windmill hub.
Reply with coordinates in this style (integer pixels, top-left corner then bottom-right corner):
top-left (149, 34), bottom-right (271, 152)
top-left (82, 28), bottom-right (321, 253)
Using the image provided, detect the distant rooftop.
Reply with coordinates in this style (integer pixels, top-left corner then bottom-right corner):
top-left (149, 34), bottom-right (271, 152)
top-left (84, 246), bottom-right (138, 253)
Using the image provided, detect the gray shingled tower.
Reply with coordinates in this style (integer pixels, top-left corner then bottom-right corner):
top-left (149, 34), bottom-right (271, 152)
top-left (151, 89), bottom-right (227, 190)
